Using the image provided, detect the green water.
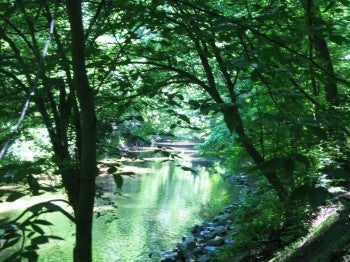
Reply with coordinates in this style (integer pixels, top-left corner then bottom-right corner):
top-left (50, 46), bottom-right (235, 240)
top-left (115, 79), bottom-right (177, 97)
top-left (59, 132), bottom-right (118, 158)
top-left (1, 155), bottom-right (238, 261)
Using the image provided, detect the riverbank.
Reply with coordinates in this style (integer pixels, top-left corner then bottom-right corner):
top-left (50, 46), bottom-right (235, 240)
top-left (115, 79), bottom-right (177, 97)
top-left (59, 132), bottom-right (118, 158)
top-left (161, 203), bottom-right (350, 262)
top-left (160, 203), bottom-right (237, 262)
top-left (270, 202), bottom-right (350, 261)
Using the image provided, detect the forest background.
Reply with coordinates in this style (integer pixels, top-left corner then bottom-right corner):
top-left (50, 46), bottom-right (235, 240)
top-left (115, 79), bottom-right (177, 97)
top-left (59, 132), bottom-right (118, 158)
top-left (0, 0), bottom-right (349, 261)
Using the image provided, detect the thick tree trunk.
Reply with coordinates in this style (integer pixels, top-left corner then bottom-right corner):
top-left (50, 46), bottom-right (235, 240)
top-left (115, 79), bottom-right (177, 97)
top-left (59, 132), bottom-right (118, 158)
top-left (65, 1), bottom-right (97, 262)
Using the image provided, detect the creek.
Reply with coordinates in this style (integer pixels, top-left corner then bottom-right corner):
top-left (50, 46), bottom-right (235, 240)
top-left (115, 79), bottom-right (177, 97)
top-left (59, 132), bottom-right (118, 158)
top-left (0, 142), bottom-right (239, 261)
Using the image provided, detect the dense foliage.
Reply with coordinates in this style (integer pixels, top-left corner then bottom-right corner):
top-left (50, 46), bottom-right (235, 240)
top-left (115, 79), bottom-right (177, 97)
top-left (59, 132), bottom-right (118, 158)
top-left (0, 0), bottom-right (349, 261)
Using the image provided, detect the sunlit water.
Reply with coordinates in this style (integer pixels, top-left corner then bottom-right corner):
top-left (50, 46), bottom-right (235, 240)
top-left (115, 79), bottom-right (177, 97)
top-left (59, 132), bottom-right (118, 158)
top-left (1, 150), bottom-right (238, 261)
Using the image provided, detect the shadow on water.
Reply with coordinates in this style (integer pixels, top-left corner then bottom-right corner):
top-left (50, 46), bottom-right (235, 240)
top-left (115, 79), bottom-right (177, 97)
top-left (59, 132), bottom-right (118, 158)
top-left (1, 143), bottom-right (239, 261)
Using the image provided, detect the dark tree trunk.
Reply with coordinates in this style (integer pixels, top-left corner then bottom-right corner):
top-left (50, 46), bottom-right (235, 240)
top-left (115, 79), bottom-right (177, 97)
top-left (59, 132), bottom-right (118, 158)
top-left (65, 1), bottom-right (97, 261)
top-left (229, 106), bottom-right (289, 202)
top-left (301, 0), bottom-right (339, 106)
top-left (208, 37), bottom-right (289, 201)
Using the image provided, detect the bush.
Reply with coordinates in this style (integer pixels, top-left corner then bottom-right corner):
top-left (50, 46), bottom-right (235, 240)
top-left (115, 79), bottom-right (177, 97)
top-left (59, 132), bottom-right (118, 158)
top-left (212, 177), bottom-right (311, 261)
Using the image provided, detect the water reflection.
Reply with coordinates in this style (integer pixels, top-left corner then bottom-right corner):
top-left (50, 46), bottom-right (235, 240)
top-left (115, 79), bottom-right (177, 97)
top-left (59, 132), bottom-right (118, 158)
top-left (92, 159), bottom-right (236, 261)
top-left (1, 154), bottom-right (237, 261)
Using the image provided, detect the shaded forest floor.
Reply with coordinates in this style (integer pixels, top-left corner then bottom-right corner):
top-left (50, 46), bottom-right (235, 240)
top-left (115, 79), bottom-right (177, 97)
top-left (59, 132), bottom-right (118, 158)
top-left (271, 201), bottom-right (350, 261)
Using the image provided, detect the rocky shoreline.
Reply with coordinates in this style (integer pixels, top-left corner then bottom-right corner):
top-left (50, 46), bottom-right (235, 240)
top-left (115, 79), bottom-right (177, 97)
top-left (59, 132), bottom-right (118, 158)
top-left (160, 203), bottom-right (236, 262)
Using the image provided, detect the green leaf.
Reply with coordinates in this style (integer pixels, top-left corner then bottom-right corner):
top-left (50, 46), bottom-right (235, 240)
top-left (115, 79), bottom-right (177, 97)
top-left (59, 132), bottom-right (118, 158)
top-left (113, 173), bottom-right (124, 189)
top-left (155, 150), bottom-right (171, 157)
top-left (308, 187), bottom-right (329, 209)
top-left (25, 244), bottom-right (39, 251)
top-left (340, 197), bottom-right (350, 209)
top-left (2, 231), bottom-right (21, 239)
top-left (22, 251), bottom-right (39, 262)
top-left (179, 165), bottom-right (198, 175)
top-left (27, 231), bottom-right (35, 239)
top-left (170, 123), bottom-right (177, 129)
top-left (1, 236), bottom-right (21, 249)
top-left (188, 100), bottom-right (200, 110)
top-left (250, 68), bottom-right (260, 82)
top-left (339, 0), bottom-right (350, 5)
top-left (107, 166), bottom-right (118, 174)
top-left (291, 185), bottom-right (329, 209)
top-left (178, 114), bottom-right (191, 124)
top-left (117, 171), bottom-right (135, 176)
top-left (290, 185), bottom-right (314, 201)
top-left (161, 159), bottom-right (173, 163)
top-left (326, 168), bottom-right (350, 180)
top-left (228, 59), bottom-right (251, 69)
top-left (291, 153), bottom-right (310, 169)
top-left (323, 1), bottom-right (335, 12)
top-left (47, 235), bottom-right (64, 241)
top-left (305, 125), bottom-right (327, 139)
top-left (31, 224), bottom-right (45, 235)
top-left (28, 203), bottom-right (46, 214)
top-left (3, 251), bottom-right (21, 262)
top-left (329, 35), bottom-right (349, 45)
top-left (31, 236), bottom-right (49, 245)
top-left (44, 203), bottom-right (69, 215)
top-left (6, 192), bottom-right (26, 202)
top-left (33, 219), bottom-right (52, 226)
top-left (29, 235), bottom-right (62, 245)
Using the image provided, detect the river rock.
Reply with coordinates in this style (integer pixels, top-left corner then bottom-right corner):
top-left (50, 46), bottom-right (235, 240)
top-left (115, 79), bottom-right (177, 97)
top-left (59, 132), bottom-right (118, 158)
top-left (197, 254), bottom-right (211, 262)
top-left (224, 239), bottom-right (235, 245)
top-left (191, 224), bottom-right (204, 234)
top-left (177, 236), bottom-right (196, 259)
top-left (207, 236), bottom-right (225, 247)
top-left (213, 212), bottom-right (231, 225)
top-left (203, 245), bottom-right (218, 253)
top-left (192, 246), bottom-right (204, 255)
top-left (199, 229), bottom-right (212, 238)
top-left (201, 222), bottom-right (214, 228)
top-left (160, 250), bottom-right (178, 262)
top-left (211, 225), bottom-right (228, 237)
top-left (225, 204), bottom-right (236, 213)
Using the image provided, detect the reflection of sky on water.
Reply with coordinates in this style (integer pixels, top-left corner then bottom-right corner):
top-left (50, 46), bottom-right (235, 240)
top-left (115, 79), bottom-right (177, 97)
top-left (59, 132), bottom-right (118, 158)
top-left (1, 156), bottom-right (238, 262)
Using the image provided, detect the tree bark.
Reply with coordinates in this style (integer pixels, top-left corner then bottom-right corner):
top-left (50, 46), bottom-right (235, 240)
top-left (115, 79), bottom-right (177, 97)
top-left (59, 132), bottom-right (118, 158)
top-left (230, 105), bottom-right (289, 201)
top-left (301, 0), bottom-right (339, 106)
top-left (65, 1), bottom-right (97, 262)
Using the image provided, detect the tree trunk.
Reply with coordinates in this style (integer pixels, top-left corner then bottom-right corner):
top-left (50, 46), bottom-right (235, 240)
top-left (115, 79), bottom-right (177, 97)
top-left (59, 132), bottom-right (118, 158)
top-left (208, 37), bottom-right (289, 201)
top-left (301, 0), bottom-right (339, 106)
top-left (65, 1), bottom-right (97, 262)
top-left (227, 106), bottom-right (289, 201)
